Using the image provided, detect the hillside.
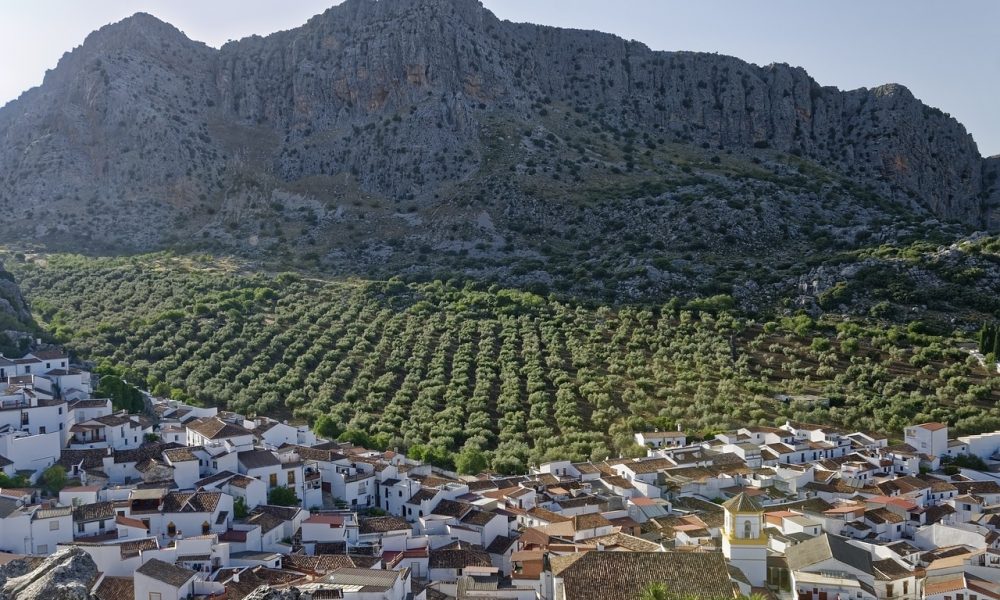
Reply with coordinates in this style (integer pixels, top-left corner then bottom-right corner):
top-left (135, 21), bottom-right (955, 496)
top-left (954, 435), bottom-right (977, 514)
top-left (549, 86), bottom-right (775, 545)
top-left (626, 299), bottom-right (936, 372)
top-left (8, 252), bottom-right (999, 472)
top-left (0, 0), bottom-right (998, 305)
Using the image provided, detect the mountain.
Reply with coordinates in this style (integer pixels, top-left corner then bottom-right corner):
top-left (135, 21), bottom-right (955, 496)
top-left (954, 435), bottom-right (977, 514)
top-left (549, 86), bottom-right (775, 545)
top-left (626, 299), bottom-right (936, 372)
top-left (1, 0), bottom-right (998, 303)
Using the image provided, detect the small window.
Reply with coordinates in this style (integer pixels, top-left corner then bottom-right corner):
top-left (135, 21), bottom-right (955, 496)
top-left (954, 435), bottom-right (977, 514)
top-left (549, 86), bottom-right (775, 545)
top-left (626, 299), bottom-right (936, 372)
top-left (150, 593), bottom-right (162, 600)
top-left (49, 520), bottom-right (59, 531)
top-left (167, 522), bottom-right (177, 537)
top-left (77, 523), bottom-right (84, 533)
top-left (36, 544), bottom-right (47, 554)
top-left (269, 473), bottom-right (278, 487)
top-left (287, 471), bottom-right (295, 485)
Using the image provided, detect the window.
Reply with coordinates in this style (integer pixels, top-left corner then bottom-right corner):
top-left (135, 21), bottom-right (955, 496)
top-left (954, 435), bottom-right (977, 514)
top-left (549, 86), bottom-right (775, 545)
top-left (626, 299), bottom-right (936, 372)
top-left (20, 413), bottom-right (28, 426)
top-left (150, 593), bottom-right (162, 600)
top-left (886, 584), bottom-right (894, 597)
top-left (269, 473), bottom-right (278, 487)
top-left (49, 520), bottom-right (59, 531)
top-left (58, 407), bottom-right (62, 415)
top-left (287, 471), bottom-right (295, 485)
top-left (957, 594), bottom-right (964, 600)
top-left (903, 582), bottom-right (909, 594)
top-left (39, 426), bottom-right (46, 434)
top-left (202, 521), bottom-right (210, 535)
top-left (36, 544), bottom-right (47, 554)
top-left (743, 520), bottom-right (752, 539)
top-left (167, 522), bottom-right (177, 537)
top-left (77, 523), bottom-right (85, 533)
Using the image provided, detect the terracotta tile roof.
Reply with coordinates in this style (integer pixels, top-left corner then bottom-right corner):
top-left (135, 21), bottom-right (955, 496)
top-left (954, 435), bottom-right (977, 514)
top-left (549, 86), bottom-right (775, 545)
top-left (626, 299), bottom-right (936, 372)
top-left (485, 534), bottom-right (518, 554)
top-left (253, 504), bottom-right (301, 521)
top-left (359, 515), bottom-right (411, 534)
top-left (573, 513), bottom-right (612, 530)
top-left (924, 574), bottom-right (967, 595)
top-left (461, 509), bottom-right (499, 527)
top-left (584, 532), bottom-right (663, 552)
top-left (120, 538), bottom-right (158, 559)
top-left (116, 515), bottom-right (148, 530)
top-left (722, 492), bottom-right (762, 513)
top-left (551, 551), bottom-right (737, 600)
top-left (57, 448), bottom-right (107, 470)
top-left (282, 553), bottom-right (355, 574)
top-left (526, 507), bottom-right (571, 523)
top-left (161, 491), bottom-right (222, 513)
top-left (786, 534), bottom-right (873, 575)
top-left (428, 544), bottom-right (491, 569)
top-left (407, 488), bottom-right (437, 504)
top-left (619, 458), bottom-right (674, 474)
top-left (73, 501), bottom-right (116, 523)
top-left (93, 576), bottom-right (134, 600)
top-left (865, 508), bottom-right (903, 525)
top-left (112, 442), bottom-right (171, 465)
top-left (162, 447), bottom-right (199, 463)
top-left (954, 480), bottom-right (1000, 495)
top-left (432, 499), bottom-right (471, 518)
top-left (187, 417), bottom-right (252, 440)
top-left (237, 449), bottom-right (280, 469)
top-left (871, 558), bottom-right (913, 581)
top-left (246, 511), bottom-right (284, 534)
top-left (136, 558), bottom-right (196, 587)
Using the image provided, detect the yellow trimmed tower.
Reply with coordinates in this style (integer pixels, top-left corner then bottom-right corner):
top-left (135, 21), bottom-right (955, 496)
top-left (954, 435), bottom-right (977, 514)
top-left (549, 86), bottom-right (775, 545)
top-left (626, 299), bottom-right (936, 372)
top-left (721, 492), bottom-right (767, 587)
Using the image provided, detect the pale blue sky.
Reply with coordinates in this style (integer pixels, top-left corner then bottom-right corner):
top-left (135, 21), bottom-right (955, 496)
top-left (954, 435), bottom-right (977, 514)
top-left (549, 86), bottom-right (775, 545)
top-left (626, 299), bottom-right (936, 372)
top-left (2, 0), bottom-right (997, 155)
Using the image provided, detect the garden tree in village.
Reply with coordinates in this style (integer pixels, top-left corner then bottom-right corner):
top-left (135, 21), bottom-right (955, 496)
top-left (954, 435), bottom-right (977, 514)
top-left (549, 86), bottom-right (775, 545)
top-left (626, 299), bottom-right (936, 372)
top-left (41, 465), bottom-right (68, 495)
top-left (267, 486), bottom-right (299, 507)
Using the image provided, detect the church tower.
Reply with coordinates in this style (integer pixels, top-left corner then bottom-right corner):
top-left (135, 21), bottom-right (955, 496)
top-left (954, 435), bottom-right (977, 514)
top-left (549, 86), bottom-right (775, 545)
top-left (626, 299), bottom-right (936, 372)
top-left (721, 492), bottom-right (767, 587)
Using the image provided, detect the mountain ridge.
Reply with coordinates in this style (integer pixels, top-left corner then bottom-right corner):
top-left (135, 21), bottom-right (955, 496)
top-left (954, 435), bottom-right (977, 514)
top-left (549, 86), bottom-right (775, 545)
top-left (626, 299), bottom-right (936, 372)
top-left (1, 0), bottom-right (998, 304)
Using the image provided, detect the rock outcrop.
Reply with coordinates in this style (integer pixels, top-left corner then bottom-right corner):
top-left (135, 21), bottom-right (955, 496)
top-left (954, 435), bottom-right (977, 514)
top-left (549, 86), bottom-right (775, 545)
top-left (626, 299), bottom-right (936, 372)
top-left (0, 261), bottom-right (34, 327)
top-left (0, 548), bottom-right (99, 600)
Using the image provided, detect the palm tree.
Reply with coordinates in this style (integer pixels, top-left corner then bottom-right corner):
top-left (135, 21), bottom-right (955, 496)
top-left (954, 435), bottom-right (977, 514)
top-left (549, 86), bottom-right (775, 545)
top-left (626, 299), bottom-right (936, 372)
top-left (639, 583), bottom-right (670, 600)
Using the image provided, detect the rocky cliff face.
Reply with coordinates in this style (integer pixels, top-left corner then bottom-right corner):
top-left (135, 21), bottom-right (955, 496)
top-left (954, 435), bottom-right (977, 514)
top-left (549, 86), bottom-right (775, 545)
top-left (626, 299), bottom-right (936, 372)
top-left (0, 260), bottom-right (34, 330)
top-left (0, 547), bottom-right (98, 600)
top-left (0, 0), bottom-right (995, 293)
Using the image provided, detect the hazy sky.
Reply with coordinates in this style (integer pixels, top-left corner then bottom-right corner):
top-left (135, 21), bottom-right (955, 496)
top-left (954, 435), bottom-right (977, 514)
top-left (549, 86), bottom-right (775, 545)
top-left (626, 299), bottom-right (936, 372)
top-left (2, 1), bottom-right (997, 155)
